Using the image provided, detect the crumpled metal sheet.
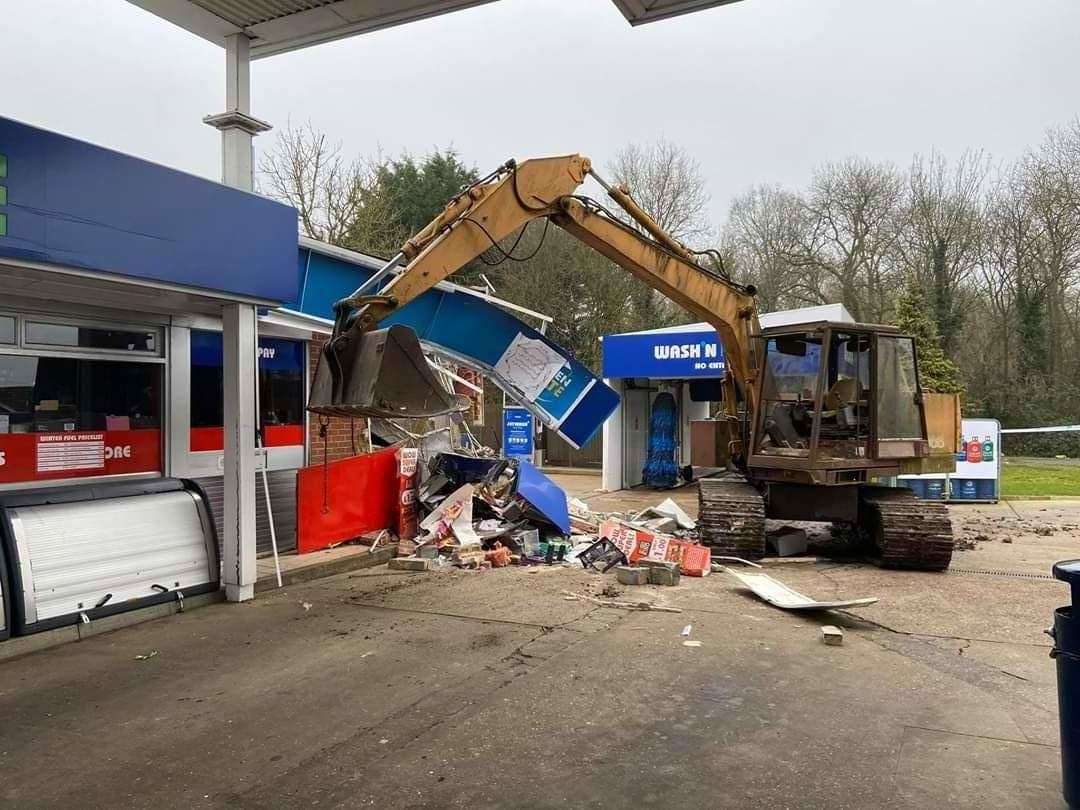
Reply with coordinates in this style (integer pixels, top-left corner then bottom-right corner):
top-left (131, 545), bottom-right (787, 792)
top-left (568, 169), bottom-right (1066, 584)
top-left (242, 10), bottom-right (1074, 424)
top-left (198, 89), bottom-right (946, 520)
top-left (514, 461), bottom-right (570, 535)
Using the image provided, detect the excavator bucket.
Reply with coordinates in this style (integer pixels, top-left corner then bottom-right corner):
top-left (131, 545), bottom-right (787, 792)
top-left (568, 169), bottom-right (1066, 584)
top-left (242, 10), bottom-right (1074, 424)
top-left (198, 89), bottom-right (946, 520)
top-left (308, 323), bottom-right (469, 419)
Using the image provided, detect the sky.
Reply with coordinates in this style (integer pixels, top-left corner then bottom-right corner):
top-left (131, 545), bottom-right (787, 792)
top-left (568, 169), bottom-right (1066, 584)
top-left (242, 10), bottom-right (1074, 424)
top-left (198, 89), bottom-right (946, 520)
top-left (3, 0), bottom-right (1078, 228)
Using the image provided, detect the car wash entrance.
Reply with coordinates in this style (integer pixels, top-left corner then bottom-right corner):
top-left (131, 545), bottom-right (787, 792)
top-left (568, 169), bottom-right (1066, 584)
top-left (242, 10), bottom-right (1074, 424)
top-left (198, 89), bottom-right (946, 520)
top-left (600, 324), bottom-right (720, 491)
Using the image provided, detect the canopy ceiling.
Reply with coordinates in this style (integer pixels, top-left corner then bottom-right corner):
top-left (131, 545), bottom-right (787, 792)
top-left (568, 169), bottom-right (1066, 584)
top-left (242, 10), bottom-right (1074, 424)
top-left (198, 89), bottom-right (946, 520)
top-left (127, 0), bottom-right (745, 57)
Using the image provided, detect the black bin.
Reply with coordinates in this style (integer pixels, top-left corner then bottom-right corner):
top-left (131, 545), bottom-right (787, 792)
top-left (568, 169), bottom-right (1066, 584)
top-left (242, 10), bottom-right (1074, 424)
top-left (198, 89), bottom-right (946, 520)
top-left (1052, 560), bottom-right (1080, 807)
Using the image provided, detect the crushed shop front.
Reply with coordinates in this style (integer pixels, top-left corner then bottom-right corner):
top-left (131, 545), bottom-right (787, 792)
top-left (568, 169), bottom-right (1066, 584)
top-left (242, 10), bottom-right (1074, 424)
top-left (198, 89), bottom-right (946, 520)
top-left (0, 115), bottom-right (301, 637)
top-left (0, 115), bottom-right (631, 642)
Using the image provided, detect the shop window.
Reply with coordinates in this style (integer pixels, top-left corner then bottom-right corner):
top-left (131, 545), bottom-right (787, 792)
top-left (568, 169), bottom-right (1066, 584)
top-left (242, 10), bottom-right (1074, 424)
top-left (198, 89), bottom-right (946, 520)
top-left (755, 333), bottom-right (823, 457)
top-left (189, 331), bottom-right (305, 451)
top-left (25, 321), bottom-right (159, 354)
top-left (0, 355), bottom-right (162, 484)
top-left (816, 333), bottom-right (871, 460)
top-left (0, 316), bottom-right (14, 345)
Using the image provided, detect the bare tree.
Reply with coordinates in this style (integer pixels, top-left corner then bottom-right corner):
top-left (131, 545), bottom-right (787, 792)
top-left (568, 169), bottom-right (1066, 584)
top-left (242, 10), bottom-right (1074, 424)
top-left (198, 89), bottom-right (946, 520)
top-left (974, 166), bottom-right (1030, 392)
top-left (607, 138), bottom-right (713, 244)
top-left (1022, 128), bottom-right (1080, 378)
top-left (257, 121), bottom-right (404, 253)
top-left (794, 158), bottom-right (906, 322)
top-left (725, 185), bottom-right (816, 312)
top-left (895, 149), bottom-right (988, 352)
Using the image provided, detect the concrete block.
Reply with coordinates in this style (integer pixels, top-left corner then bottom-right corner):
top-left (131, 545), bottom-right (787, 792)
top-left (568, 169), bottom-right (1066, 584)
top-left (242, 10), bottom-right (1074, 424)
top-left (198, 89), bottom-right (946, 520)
top-left (647, 564), bottom-right (680, 586)
top-left (388, 557), bottom-right (432, 572)
top-left (615, 566), bottom-right (648, 586)
top-left (416, 544), bottom-right (440, 560)
top-left (822, 625), bottom-right (844, 646)
top-left (768, 526), bottom-right (808, 557)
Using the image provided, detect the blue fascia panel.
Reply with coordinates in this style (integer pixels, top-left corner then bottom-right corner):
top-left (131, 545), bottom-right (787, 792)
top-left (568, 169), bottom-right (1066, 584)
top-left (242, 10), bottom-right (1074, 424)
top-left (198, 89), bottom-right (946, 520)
top-left (0, 116), bottom-right (299, 302)
top-left (602, 329), bottom-right (726, 379)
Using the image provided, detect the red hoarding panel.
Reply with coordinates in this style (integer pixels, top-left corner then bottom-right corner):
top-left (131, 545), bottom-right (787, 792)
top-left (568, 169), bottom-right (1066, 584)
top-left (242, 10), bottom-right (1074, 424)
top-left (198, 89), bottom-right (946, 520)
top-left (190, 424), bottom-right (303, 452)
top-left (296, 446), bottom-right (398, 554)
top-left (0, 429), bottom-right (161, 484)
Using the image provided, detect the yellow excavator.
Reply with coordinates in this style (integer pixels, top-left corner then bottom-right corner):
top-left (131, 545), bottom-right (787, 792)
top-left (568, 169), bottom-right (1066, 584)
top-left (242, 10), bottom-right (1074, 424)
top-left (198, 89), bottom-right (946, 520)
top-left (309, 155), bottom-right (958, 570)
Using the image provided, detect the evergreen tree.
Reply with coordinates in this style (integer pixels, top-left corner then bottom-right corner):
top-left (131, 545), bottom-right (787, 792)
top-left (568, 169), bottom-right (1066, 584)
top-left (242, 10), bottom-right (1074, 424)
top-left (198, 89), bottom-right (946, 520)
top-left (376, 149), bottom-right (480, 235)
top-left (1015, 281), bottom-right (1049, 376)
top-left (893, 279), bottom-right (965, 393)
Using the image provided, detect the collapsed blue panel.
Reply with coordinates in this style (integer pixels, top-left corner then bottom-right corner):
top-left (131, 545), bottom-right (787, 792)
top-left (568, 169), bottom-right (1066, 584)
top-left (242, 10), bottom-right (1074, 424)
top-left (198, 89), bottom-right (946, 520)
top-left (556, 382), bottom-right (620, 448)
top-left (295, 248), bottom-right (620, 449)
top-left (0, 116), bottom-right (299, 302)
top-left (515, 461), bottom-right (570, 535)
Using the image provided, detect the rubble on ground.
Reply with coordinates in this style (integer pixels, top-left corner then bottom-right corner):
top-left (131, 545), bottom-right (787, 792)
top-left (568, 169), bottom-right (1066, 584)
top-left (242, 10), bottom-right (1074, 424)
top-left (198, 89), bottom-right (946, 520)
top-left (386, 448), bottom-right (724, 581)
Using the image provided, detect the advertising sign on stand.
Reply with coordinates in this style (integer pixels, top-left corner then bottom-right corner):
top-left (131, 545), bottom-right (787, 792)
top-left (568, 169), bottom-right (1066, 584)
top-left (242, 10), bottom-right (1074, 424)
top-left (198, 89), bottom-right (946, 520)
top-left (502, 407), bottom-right (535, 463)
top-left (951, 417), bottom-right (1000, 501)
top-left (900, 417), bottom-right (1000, 502)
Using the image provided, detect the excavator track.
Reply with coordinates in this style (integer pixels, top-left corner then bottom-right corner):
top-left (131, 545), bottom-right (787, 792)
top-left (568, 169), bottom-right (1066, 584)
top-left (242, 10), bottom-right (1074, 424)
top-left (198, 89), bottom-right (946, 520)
top-left (858, 486), bottom-right (954, 571)
top-left (697, 475), bottom-right (767, 559)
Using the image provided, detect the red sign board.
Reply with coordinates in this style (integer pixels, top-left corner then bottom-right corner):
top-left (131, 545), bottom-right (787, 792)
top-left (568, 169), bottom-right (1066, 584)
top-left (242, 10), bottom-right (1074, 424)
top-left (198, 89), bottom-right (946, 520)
top-left (0, 430), bottom-right (162, 484)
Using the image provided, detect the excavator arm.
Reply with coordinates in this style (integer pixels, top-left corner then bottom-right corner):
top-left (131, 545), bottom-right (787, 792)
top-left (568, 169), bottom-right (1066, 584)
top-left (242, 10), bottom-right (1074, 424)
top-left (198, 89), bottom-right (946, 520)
top-left (309, 153), bottom-right (760, 451)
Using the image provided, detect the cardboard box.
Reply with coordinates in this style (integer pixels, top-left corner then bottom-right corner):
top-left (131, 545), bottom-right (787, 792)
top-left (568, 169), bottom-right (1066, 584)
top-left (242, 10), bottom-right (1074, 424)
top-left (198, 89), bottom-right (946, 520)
top-left (600, 520), bottom-right (710, 577)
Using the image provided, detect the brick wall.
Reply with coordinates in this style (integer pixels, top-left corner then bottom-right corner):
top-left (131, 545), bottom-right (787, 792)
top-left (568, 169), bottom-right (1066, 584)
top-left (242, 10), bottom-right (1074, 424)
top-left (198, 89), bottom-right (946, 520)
top-left (308, 333), bottom-right (370, 464)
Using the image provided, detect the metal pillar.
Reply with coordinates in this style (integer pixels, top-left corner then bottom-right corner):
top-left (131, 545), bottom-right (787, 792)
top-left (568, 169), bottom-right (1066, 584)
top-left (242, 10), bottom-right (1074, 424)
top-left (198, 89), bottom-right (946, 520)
top-left (204, 33), bottom-right (271, 192)
top-left (204, 33), bottom-right (270, 602)
top-left (222, 303), bottom-right (258, 602)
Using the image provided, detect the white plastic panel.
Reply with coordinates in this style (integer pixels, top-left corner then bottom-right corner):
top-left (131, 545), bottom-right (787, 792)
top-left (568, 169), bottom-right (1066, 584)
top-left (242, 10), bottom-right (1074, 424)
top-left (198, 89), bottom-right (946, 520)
top-left (10, 491), bottom-right (216, 624)
top-left (722, 568), bottom-right (877, 610)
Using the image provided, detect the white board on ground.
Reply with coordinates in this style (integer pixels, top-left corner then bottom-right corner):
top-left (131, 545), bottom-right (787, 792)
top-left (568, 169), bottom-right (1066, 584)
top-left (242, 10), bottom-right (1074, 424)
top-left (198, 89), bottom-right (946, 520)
top-left (722, 568), bottom-right (878, 610)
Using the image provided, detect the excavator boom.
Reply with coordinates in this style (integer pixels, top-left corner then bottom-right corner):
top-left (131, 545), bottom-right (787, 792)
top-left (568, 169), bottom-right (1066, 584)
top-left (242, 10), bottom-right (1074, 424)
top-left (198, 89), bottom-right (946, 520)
top-left (309, 153), bottom-right (760, 449)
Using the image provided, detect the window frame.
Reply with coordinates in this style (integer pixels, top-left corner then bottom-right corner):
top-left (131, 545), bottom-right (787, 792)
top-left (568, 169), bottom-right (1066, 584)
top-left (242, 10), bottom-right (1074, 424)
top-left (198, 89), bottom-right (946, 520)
top-left (18, 314), bottom-right (165, 361)
top-left (188, 328), bottom-right (307, 449)
top-left (0, 310), bottom-right (168, 489)
top-left (0, 312), bottom-right (16, 345)
top-left (872, 333), bottom-right (925, 443)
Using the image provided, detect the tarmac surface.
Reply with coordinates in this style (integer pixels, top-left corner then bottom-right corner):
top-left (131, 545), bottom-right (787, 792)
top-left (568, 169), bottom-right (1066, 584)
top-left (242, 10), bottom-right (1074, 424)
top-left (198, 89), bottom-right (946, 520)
top-left (1, 480), bottom-right (1078, 808)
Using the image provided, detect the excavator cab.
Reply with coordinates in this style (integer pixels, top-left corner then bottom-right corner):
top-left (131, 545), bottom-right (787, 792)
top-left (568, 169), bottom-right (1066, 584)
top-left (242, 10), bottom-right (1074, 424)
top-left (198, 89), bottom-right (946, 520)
top-left (752, 321), bottom-right (927, 482)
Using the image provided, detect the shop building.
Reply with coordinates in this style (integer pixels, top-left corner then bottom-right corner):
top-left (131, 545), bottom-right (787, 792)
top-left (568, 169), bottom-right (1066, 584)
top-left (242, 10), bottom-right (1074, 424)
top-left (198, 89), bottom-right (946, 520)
top-left (0, 117), bottom-right (553, 610)
top-left (0, 114), bottom-right (300, 610)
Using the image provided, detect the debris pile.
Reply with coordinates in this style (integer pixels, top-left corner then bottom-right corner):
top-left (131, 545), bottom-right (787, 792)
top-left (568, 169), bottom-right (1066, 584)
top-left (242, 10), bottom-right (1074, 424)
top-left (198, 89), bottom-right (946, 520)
top-left (389, 451), bottom-right (717, 584)
top-left (391, 452), bottom-right (575, 571)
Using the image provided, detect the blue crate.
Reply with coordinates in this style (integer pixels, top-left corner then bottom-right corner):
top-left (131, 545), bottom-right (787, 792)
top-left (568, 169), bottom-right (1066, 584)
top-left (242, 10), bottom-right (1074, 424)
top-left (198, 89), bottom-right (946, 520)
top-left (950, 478), bottom-right (979, 501)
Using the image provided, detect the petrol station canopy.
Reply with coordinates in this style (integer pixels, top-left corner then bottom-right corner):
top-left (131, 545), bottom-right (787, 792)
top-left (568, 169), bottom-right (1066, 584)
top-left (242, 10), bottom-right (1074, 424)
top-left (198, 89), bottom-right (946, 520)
top-left (127, 0), bottom-right (746, 57)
